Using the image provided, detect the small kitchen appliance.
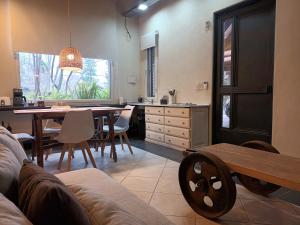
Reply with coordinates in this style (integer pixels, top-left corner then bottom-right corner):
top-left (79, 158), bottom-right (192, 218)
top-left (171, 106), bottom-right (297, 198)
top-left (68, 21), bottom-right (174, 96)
top-left (13, 88), bottom-right (27, 106)
top-left (0, 97), bottom-right (11, 106)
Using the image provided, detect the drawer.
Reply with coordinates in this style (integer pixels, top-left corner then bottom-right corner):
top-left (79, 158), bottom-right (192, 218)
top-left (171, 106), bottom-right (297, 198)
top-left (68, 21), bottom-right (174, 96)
top-left (165, 107), bottom-right (190, 118)
top-left (146, 131), bottom-right (164, 142)
top-left (145, 106), bottom-right (164, 115)
top-left (164, 126), bottom-right (190, 139)
top-left (145, 114), bottom-right (164, 125)
top-left (165, 116), bottom-right (190, 128)
top-left (146, 123), bottom-right (164, 133)
top-left (165, 135), bottom-right (190, 149)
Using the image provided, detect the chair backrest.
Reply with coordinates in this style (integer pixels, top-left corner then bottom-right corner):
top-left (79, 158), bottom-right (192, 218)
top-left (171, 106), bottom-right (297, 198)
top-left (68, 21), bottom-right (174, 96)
top-left (58, 109), bottom-right (94, 144)
top-left (44, 105), bottom-right (72, 129)
top-left (114, 105), bottom-right (135, 131)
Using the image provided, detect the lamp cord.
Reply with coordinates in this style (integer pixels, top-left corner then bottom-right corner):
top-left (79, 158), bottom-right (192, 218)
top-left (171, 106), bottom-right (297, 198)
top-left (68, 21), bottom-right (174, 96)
top-left (68, 0), bottom-right (72, 47)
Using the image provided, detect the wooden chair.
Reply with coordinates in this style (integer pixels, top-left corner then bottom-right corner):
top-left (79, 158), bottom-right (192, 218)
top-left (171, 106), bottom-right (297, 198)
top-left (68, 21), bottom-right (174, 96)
top-left (101, 105), bottom-right (135, 157)
top-left (56, 109), bottom-right (96, 171)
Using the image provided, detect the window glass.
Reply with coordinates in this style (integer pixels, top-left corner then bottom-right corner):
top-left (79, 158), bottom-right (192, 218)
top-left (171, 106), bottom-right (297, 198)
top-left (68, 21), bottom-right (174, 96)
top-left (222, 18), bottom-right (233, 86)
top-left (146, 47), bottom-right (156, 97)
top-left (222, 95), bottom-right (231, 128)
top-left (19, 52), bottom-right (111, 100)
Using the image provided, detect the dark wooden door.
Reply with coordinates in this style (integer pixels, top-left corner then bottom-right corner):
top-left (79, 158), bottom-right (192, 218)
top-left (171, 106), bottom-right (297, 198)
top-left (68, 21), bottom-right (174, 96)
top-left (213, 0), bottom-right (275, 145)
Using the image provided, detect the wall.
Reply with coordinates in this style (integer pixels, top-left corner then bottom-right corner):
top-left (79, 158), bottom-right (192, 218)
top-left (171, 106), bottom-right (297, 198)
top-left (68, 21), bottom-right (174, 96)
top-left (139, 0), bottom-right (242, 104)
top-left (272, 0), bottom-right (300, 158)
top-left (139, 0), bottom-right (300, 158)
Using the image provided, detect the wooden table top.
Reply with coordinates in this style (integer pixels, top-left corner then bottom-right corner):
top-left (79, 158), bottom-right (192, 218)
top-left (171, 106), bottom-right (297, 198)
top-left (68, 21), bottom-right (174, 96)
top-left (200, 143), bottom-right (300, 192)
top-left (13, 106), bottom-right (126, 115)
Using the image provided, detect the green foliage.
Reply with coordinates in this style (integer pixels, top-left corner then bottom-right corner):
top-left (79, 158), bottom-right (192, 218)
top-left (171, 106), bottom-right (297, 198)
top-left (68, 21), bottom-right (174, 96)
top-left (75, 81), bottom-right (110, 99)
top-left (43, 89), bottom-right (72, 100)
top-left (81, 58), bottom-right (97, 83)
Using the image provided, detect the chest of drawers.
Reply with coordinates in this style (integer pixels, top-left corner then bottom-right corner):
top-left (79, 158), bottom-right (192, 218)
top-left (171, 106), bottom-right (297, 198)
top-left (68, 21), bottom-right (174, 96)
top-left (145, 105), bottom-right (209, 151)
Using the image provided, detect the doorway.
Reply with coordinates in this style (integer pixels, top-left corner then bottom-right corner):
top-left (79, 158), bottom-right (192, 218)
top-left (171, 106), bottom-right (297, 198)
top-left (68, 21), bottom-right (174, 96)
top-left (212, 0), bottom-right (276, 144)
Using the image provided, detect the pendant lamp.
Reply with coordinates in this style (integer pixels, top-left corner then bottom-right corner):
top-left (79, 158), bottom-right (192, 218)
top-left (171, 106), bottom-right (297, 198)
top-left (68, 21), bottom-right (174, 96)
top-left (59, 0), bottom-right (83, 72)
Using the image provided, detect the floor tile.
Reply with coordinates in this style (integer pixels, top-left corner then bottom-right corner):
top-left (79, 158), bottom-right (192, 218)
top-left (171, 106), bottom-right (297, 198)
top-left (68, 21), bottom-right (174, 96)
top-left (155, 178), bottom-right (182, 194)
top-left (130, 191), bottom-right (153, 204)
top-left (218, 199), bottom-right (249, 222)
top-left (121, 176), bottom-right (159, 192)
top-left (166, 159), bottom-right (180, 168)
top-left (166, 216), bottom-right (196, 225)
top-left (110, 175), bottom-right (125, 183)
top-left (150, 193), bottom-right (196, 218)
top-left (241, 199), bottom-right (300, 225)
top-left (195, 216), bottom-right (221, 225)
top-left (128, 164), bottom-right (164, 178)
top-left (161, 167), bottom-right (179, 180)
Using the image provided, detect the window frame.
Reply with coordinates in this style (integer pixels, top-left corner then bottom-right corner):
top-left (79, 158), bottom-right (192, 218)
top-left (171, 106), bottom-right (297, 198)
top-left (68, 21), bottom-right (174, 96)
top-left (145, 47), bottom-right (157, 99)
top-left (16, 51), bottom-right (114, 104)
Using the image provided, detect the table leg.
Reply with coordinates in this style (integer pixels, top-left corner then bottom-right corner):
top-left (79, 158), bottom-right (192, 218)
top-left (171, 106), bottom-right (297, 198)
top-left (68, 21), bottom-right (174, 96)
top-left (108, 112), bottom-right (117, 162)
top-left (34, 115), bottom-right (44, 167)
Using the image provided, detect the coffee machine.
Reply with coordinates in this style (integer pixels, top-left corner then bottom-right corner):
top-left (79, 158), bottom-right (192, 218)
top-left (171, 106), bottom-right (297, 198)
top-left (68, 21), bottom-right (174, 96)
top-left (13, 88), bottom-right (26, 106)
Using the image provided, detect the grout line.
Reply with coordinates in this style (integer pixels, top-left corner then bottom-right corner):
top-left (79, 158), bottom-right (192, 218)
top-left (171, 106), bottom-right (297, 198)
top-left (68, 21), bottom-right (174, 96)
top-left (148, 159), bottom-right (168, 205)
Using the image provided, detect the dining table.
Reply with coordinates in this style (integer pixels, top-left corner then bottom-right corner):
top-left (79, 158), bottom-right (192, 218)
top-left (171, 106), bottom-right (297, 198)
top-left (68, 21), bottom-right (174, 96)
top-left (14, 106), bottom-right (128, 167)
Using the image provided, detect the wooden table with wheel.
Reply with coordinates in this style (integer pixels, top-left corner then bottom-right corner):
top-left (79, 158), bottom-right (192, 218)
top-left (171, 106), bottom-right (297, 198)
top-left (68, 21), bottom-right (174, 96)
top-left (179, 141), bottom-right (300, 219)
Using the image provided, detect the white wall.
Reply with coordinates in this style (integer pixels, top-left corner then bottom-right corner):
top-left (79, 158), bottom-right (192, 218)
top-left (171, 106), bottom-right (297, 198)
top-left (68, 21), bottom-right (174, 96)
top-left (272, 0), bottom-right (300, 158)
top-left (139, 0), bottom-right (242, 104)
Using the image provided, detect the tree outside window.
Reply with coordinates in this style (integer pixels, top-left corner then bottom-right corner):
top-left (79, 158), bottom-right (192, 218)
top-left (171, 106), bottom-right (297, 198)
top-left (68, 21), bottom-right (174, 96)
top-left (19, 52), bottom-right (111, 100)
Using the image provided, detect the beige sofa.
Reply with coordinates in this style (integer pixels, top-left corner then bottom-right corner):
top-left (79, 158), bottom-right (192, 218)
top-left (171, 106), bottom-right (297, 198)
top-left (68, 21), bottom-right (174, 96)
top-left (0, 126), bottom-right (174, 225)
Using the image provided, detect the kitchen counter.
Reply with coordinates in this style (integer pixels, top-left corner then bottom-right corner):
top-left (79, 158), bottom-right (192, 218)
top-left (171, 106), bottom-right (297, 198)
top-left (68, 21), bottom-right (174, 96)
top-left (127, 102), bottom-right (210, 108)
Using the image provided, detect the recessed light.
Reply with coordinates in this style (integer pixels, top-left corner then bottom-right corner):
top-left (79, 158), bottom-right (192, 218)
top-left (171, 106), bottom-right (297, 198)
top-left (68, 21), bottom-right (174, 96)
top-left (138, 3), bottom-right (148, 11)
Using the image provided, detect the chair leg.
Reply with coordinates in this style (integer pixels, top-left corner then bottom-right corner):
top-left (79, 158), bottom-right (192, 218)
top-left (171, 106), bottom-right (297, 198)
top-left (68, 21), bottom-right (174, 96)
top-left (119, 134), bottom-right (124, 150)
top-left (101, 133), bottom-right (109, 157)
top-left (80, 143), bottom-right (88, 164)
top-left (85, 142), bottom-right (97, 168)
top-left (67, 145), bottom-right (73, 171)
top-left (58, 145), bottom-right (66, 170)
top-left (71, 147), bottom-right (75, 159)
top-left (123, 132), bottom-right (133, 154)
top-left (45, 148), bottom-right (52, 160)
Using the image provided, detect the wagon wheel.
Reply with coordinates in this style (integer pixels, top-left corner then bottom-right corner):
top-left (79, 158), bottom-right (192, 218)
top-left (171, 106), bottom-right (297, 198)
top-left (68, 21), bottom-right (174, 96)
top-left (179, 152), bottom-right (236, 219)
top-left (238, 140), bottom-right (281, 195)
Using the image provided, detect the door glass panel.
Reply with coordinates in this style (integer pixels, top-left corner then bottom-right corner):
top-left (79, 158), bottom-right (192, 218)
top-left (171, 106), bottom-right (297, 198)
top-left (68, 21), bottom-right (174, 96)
top-left (222, 95), bottom-right (231, 128)
top-left (222, 18), bottom-right (233, 86)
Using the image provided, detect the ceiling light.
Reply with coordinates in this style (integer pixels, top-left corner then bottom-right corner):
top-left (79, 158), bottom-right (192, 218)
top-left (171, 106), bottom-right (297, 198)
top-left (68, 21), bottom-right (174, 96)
top-left (138, 4), bottom-right (148, 11)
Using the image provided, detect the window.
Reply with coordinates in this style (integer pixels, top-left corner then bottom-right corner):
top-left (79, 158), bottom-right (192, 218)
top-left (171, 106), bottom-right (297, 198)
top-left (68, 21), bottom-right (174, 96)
top-left (18, 52), bottom-right (111, 100)
top-left (146, 47), bottom-right (156, 97)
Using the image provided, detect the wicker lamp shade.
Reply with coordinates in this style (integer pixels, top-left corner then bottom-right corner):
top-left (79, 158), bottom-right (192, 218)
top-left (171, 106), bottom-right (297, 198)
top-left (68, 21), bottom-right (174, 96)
top-left (59, 47), bottom-right (83, 72)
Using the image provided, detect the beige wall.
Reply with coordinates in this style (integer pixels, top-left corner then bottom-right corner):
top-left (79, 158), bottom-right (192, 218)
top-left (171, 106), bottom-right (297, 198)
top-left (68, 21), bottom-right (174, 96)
top-left (0, 0), bottom-right (140, 102)
top-left (139, 0), bottom-right (242, 104)
top-left (139, 0), bottom-right (300, 158)
top-left (273, 0), bottom-right (300, 158)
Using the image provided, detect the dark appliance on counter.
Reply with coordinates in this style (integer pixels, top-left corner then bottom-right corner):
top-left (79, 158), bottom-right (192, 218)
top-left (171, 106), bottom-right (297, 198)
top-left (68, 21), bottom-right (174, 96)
top-left (13, 88), bottom-right (27, 106)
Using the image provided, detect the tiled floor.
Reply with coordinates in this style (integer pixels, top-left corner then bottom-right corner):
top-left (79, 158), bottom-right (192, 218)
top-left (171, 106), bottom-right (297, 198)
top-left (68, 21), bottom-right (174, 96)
top-left (42, 145), bottom-right (300, 225)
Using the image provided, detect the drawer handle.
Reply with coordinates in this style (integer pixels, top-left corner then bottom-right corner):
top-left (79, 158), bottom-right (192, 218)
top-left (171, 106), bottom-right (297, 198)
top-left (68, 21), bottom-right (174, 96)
top-left (167, 111), bottom-right (170, 113)
top-left (182, 122), bottom-right (185, 125)
top-left (182, 112), bottom-right (185, 114)
top-left (147, 118), bottom-right (150, 120)
top-left (168, 121), bottom-right (170, 123)
top-left (158, 110), bottom-right (161, 113)
top-left (182, 132), bottom-right (185, 135)
top-left (158, 119), bottom-right (161, 121)
top-left (168, 139), bottom-right (171, 142)
top-left (181, 143), bottom-right (185, 146)
top-left (158, 137), bottom-right (161, 140)
top-left (167, 130), bottom-right (170, 132)
top-left (158, 128), bottom-right (161, 131)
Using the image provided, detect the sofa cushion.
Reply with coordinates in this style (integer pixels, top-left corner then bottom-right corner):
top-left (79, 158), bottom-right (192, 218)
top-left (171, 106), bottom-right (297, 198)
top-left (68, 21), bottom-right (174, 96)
top-left (19, 161), bottom-right (91, 225)
top-left (0, 126), bottom-right (27, 164)
top-left (69, 185), bottom-right (146, 225)
top-left (0, 193), bottom-right (33, 225)
top-left (0, 144), bottom-right (21, 204)
top-left (56, 168), bottom-right (174, 225)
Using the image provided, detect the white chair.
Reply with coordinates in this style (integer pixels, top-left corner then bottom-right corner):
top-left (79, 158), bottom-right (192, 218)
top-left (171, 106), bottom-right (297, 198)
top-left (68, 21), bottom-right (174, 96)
top-left (44, 105), bottom-right (71, 160)
top-left (101, 105), bottom-right (135, 157)
top-left (56, 109), bottom-right (96, 171)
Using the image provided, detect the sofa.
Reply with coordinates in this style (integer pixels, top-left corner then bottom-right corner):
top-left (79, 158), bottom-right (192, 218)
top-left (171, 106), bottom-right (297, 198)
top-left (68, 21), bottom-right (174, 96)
top-left (0, 126), bottom-right (174, 225)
